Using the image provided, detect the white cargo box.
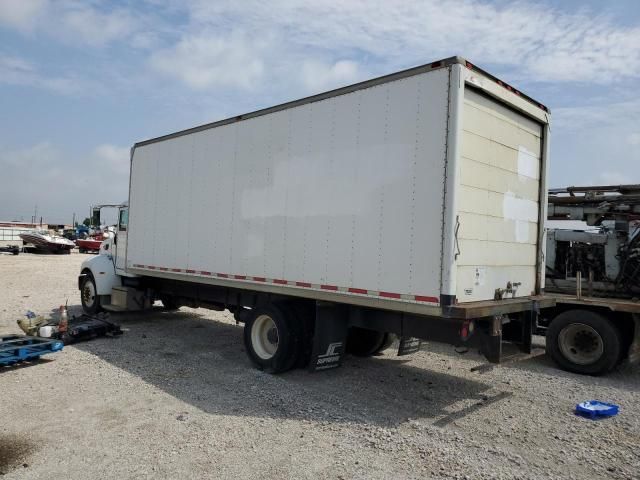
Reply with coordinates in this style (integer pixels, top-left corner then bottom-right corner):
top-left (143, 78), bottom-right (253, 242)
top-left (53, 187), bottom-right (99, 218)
top-left (124, 57), bottom-right (550, 315)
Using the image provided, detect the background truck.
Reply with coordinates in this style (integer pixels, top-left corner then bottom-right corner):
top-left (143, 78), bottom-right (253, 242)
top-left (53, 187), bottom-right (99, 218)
top-left (541, 185), bottom-right (640, 374)
top-left (78, 56), bottom-right (553, 374)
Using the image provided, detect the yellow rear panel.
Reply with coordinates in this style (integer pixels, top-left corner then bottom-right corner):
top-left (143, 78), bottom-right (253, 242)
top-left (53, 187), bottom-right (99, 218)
top-left (456, 88), bottom-right (542, 301)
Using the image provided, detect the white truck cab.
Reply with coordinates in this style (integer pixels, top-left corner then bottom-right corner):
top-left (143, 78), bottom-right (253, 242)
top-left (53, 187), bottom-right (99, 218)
top-left (78, 204), bottom-right (149, 313)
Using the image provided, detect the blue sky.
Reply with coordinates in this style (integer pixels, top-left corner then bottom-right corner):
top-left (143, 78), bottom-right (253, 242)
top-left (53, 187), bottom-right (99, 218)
top-left (1, 0), bottom-right (639, 224)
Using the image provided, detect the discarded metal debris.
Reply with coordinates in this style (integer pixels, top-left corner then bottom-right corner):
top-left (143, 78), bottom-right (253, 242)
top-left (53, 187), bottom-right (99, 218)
top-left (16, 310), bottom-right (122, 344)
top-left (61, 312), bottom-right (123, 344)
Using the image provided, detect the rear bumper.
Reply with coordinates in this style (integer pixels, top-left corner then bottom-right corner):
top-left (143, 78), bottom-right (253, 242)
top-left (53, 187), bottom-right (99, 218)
top-left (445, 296), bottom-right (555, 320)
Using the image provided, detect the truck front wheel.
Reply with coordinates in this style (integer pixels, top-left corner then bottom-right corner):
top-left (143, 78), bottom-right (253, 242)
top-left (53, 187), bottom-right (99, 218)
top-left (80, 272), bottom-right (102, 314)
top-left (546, 309), bottom-right (621, 375)
top-left (243, 305), bottom-right (301, 374)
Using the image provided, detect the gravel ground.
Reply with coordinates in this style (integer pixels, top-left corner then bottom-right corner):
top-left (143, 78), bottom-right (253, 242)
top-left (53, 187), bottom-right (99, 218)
top-left (1, 252), bottom-right (639, 479)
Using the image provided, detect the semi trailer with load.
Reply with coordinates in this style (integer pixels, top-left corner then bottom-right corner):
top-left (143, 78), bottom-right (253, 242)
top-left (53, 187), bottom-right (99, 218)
top-left (78, 56), bottom-right (555, 373)
top-left (541, 185), bottom-right (640, 374)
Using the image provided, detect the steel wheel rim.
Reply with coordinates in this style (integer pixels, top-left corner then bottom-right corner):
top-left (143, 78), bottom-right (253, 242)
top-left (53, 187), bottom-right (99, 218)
top-left (83, 280), bottom-right (96, 307)
top-left (251, 314), bottom-right (279, 360)
top-left (558, 323), bottom-right (604, 365)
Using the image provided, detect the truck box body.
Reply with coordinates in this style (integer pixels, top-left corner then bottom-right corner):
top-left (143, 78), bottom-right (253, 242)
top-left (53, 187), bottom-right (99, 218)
top-left (125, 57), bottom-right (550, 315)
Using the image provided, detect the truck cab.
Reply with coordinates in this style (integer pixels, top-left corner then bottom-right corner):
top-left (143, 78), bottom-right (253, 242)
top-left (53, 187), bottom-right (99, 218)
top-left (78, 204), bottom-right (144, 313)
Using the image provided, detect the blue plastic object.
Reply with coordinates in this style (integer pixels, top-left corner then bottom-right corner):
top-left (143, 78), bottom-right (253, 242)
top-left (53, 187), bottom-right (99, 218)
top-left (0, 335), bottom-right (64, 366)
top-left (575, 400), bottom-right (619, 419)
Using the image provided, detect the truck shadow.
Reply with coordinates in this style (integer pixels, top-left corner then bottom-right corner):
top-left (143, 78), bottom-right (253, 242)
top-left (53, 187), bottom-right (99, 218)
top-left (423, 337), bottom-right (640, 393)
top-left (70, 307), bottom-right (511, 428)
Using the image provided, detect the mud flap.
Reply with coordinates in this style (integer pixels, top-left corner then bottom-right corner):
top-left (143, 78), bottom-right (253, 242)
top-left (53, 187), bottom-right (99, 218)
top-left (479, 316), bottom-right (503, 363)
top-left (397, 337), bottom-right (422, 356)
top-left (309, 302), bottom-right (348, 372)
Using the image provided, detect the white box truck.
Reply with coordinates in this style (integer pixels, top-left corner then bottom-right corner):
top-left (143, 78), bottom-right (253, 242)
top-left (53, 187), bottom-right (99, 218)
top-left (79, 56), bottom-right (554, 373)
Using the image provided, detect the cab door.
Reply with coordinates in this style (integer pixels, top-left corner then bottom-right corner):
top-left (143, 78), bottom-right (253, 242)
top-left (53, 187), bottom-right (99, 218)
top-left (115, 207), bottom-right (128, 272)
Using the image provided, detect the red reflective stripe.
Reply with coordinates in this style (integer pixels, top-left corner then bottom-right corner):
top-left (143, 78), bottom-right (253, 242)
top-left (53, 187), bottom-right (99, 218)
top-left (414, 295), bottom-right (439, 303)
top-left (136, 266), bottom-right (440, 303)
top-left (348, 288), bottom-right (368, 294)
top-left (379, 291), bottom-right (401, 299)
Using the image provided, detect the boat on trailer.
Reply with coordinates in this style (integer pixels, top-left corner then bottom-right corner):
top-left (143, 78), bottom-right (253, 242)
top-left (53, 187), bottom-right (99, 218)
top-left (76, 237), bottom-right (103, 253)
top-left (19, 231), bottom-right (75, 254)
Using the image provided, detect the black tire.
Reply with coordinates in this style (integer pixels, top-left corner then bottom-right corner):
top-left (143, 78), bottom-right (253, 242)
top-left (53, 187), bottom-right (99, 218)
top-left (160, 295), bottom-right (181, 310)
top-left (546, 309), bottom-right (621, 375)
top-left (80, 271), bottom-right (102, 314)
top-left (346, 327), bottom-right (389, 357)
top-left (376, 333), bottom-right (396, 354)
top-left (243, 304), bottom-right (301, 374)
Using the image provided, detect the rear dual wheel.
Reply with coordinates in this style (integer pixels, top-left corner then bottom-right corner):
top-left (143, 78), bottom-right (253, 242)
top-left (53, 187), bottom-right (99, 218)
top-left (546, 310), bottom-right (621, 375)
top-left (243, 305), bottom-right (302, 374)
top-left (346, 327), bottom-right (394, 357)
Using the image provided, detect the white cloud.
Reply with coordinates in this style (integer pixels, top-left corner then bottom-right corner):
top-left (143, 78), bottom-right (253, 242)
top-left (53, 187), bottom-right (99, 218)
top-left (0, 142), bottom-right (130, 223)
top-left (628, 133), bottom-right (640, 146)
top-left (0, 0), bottom-right (48, 32)
top-left (554, 98), bottom-right (640, 131)
top-left (301, 60), bottom-right (362, 92)
top-left (0, 53), bottom-right (94, 95)
top-left (549, 97), bottom-right (640, 187)
top-left (183, 0), bottom-right (640, 85)
top-left (149, 32), bottom-right (266, 90)
top-left (60, 6), bottom-right (135, 47)
top-left (599, 172), bottom-right (628, 185)
top-left (93, 144), bottom-right (130, 175)
top-left (0, 1), bottom-right (147, 48)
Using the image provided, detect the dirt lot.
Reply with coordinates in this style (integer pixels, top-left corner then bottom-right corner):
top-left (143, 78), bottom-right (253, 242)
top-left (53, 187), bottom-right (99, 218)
top-left (1, 253), bottom-right (639, 479)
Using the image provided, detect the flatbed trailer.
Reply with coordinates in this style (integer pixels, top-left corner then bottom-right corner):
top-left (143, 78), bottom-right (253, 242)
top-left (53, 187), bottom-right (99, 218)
top-left (539, 294), bottom-right (640, 373)
top-left (543, 184), bottom-right (640, 374)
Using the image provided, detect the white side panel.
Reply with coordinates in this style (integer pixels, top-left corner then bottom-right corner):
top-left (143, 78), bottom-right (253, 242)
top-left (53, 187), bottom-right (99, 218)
top-left (127, 68), bottom-right (451, 303)
top-left (456, 88), bottom-right (542, 301)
